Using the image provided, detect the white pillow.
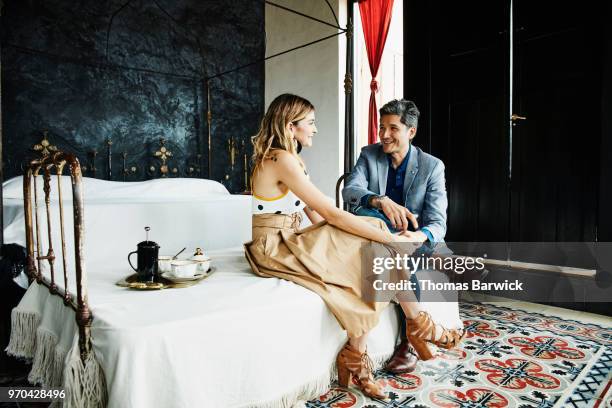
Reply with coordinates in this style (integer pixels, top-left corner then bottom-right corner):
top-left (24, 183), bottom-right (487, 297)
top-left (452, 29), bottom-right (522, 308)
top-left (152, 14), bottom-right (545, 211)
top-left (2, 176), bottom-right (229, 201)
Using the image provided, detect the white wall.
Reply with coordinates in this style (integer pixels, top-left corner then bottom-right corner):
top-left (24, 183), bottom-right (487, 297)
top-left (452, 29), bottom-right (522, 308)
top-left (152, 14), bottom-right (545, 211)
top-left (265, 0), bottom-right (347, 198)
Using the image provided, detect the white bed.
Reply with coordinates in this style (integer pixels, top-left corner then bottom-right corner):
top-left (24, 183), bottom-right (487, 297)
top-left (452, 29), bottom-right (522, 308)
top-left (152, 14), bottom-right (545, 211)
top-left (6, 174), bottom-right (465, 407)
top-left (3, 176), bottom-right (405, 408)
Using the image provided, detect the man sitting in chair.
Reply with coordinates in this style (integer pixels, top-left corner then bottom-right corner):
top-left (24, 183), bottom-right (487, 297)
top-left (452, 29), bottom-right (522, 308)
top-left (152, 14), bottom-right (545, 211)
top-left (342, 99), bottom-right (448, 373)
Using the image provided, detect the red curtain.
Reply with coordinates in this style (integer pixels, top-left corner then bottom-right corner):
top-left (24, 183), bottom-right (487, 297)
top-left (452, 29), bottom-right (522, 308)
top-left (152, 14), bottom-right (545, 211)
top-left (358, 0), bottom-right (395, 144)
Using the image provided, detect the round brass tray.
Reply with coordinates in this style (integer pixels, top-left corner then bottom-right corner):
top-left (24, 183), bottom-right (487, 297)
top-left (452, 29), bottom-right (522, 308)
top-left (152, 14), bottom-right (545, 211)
top-left (116, 267), bottom-right (213, 290)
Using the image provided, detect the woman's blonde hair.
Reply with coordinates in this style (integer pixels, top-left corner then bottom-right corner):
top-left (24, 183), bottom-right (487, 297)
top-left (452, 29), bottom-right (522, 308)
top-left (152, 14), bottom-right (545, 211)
top-left (251, 93), bottom-right (314, 170)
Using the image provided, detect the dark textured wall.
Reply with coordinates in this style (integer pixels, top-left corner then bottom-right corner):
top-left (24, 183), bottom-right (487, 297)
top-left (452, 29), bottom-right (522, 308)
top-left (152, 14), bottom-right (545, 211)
top-left (1, 0), bottom-right (264, 192)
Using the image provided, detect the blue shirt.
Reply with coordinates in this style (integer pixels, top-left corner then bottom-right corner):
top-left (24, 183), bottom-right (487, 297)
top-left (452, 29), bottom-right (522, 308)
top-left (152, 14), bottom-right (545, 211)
top-left (359, 145), bottom-right (434, 242)
top-left (385, 148), bottom-right (410, 205)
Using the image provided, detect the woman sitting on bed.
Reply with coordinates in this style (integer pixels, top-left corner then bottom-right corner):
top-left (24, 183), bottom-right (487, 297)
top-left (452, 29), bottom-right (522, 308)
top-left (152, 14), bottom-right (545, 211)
top-left (244, 93), bottom-right (463, 399)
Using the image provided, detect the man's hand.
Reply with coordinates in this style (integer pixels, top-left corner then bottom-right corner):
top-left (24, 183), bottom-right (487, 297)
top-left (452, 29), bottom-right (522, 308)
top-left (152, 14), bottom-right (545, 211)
top-left (373, 196), bottom-right (419, 232)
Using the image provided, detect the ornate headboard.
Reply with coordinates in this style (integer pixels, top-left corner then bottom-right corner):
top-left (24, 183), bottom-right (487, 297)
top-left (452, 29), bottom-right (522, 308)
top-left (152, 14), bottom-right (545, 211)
top-left (30, 131), bottom-right (174, 180)
top-left (26, 130), bottom-right (249, 188)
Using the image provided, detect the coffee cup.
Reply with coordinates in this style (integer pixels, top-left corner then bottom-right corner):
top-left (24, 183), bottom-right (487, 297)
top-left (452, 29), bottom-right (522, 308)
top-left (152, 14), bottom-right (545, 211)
top-left (158, 256), bottom-right (174, 274)
top-left (169, 260), bottom-right (198, 278)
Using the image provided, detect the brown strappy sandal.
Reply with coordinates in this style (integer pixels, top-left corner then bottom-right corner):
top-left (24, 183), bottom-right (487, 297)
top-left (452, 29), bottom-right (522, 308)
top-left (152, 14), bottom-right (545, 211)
top-left (405, 311), bottom-right (465, 360)
top-left (336, 342), bottom-right (387, 400)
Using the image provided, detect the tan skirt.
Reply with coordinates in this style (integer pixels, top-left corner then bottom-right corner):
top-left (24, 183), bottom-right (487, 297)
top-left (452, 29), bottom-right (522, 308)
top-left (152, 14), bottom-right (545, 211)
top-left (244, 212), bottom-right (393, 338)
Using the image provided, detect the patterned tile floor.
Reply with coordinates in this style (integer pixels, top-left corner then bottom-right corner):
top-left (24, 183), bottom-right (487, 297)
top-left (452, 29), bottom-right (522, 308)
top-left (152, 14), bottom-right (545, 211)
top-left (306, 300), bottom-right (612, 408)
top-left (1, 299), bottom-right (610, 408)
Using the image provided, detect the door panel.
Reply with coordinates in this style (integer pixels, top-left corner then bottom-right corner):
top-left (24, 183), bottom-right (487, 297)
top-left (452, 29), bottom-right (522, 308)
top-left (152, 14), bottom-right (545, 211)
top-left (445, 1), bottom-right (508, 246)
top-left (443, 0), bottom-right (600, 250)
top-left (512, 0), bottom-right (599, 247)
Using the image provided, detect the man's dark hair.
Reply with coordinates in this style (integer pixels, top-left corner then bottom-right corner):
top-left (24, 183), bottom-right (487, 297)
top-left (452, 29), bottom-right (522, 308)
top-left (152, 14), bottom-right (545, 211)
top-left (379, 99), bottom-right (420, 128)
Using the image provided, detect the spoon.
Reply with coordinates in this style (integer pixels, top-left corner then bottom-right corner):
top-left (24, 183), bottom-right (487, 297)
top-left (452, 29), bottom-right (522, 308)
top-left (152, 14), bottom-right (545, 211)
top-left (172, 247), bottom-right (187, 260)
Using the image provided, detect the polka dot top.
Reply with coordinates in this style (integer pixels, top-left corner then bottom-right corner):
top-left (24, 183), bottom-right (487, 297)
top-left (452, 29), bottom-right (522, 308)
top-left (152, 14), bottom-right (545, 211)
top-left (252, 189), bottom-right (306, 215)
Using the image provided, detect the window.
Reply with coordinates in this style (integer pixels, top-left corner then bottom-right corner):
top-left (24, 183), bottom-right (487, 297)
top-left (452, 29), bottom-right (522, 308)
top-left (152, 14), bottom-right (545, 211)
top-left (353, 0), bottom-right (404, 151)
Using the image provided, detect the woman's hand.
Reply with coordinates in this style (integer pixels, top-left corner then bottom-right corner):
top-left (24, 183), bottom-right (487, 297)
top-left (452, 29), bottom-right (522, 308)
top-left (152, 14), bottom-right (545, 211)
top-left (397, 230), bottom-right (428, 243)
top-left (392, 231), bottom-right (427, 243)
top-left (392, 233), bottom-right (413, 242)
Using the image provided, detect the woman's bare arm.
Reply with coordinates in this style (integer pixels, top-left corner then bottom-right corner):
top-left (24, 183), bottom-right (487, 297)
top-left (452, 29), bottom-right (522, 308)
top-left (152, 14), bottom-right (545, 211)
top-left (271, 151), bottom-right (400, 243)
top-left (303, 206), bottom-right (325, 224)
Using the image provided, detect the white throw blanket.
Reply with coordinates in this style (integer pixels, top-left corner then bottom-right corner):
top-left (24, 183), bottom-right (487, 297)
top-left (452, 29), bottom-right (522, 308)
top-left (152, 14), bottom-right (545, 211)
top-left (8, 248), bottom-right (405, 407)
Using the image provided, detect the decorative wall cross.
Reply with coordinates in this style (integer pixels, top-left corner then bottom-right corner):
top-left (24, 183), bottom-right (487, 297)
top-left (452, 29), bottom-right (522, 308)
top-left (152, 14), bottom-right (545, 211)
top-left (154, 138), bottom-right (173, 177)
top-left (32, 130), bottom-right (58, 157)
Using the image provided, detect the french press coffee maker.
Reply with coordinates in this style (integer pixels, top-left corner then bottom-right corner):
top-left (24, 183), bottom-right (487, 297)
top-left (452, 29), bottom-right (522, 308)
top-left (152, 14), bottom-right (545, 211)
top-left (128, 226), bottom-right (160, 282)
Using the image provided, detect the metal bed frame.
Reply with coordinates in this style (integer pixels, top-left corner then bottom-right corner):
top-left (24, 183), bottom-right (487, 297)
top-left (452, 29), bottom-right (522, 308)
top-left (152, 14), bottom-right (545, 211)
top-left (23, 152), bottom-right (92, 363)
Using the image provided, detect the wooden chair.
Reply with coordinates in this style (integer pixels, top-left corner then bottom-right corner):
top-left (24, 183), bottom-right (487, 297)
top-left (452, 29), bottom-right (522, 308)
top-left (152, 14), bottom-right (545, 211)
top-left (335, 173), bottom-right (350, 208)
